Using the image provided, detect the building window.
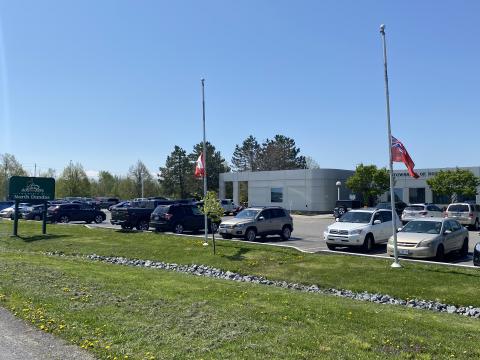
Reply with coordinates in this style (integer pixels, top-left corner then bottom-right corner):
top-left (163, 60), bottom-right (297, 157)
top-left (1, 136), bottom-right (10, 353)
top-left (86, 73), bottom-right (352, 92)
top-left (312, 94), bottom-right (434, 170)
top-left (271, 187), bottom-right (283, 203)
top-left (388, 188), bottom-right (404, 202)
top-left (432, 192), bottom-right (450, 205)
top-left (409, 188), bottom-right (425, 204)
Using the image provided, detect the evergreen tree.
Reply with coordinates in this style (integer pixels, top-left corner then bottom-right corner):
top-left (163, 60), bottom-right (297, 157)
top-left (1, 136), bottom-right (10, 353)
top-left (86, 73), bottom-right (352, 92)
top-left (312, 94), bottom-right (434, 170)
top-left (159, 146), bottom-right (193, 199)
top-left (190, 142), bottom-right (230, 194)
top-left (257, 135), bottom-right (306, 171)
top-left (231, 135), bottom-right (261, 171)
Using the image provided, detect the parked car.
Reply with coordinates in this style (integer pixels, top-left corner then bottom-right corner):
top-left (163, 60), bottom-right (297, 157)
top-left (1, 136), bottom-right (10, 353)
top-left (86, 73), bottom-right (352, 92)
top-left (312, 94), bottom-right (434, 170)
top-left (474, 242), bottom-right (480, 266)
top-left (150, 203), bottom-right (219, 234)
top-left (23, 205), bottom-right (47, 221)
top-left (220, 199), bottom-right (240, 215)
top-left (333, 200), bottom-right (362, 219)
top-left (387, 218), bottom-right (469, 260)
top-left (401, 203), bottom-right (443, 225)
top-left (96, 197), bottom-right (120, 209)
top-left (324, 208), bottom-right (400, 252)
top-left (376, 201), bottom-right (407, 216)
top-left (0, 203), bottom-right (31, 218)
top-left (47, 203), bottom-right (106, 224)
top-left (218, 206), bottom-right (293, 241)
top-left (0, 201), bottom-right (15, 211)
top-left (445, 203), bottom-right (480, 230)
top-left (110, 200), bottom-right (173, 230)
top-left (108, 201), bottom-right (131, 211)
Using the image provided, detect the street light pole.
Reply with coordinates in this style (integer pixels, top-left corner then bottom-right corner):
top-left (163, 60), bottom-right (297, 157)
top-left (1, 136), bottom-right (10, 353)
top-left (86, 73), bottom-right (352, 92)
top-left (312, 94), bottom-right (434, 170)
top-left (336, 181), bottom-right (341, 201)
top-left (380, 24), bottom-right (401, 269)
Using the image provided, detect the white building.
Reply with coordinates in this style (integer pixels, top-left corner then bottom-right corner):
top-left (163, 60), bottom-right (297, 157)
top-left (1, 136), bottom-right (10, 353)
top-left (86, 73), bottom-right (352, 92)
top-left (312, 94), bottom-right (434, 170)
top-left (219, 169), bottom-right (354, 212)
top-left (219, 166), bottom-right (480, 212)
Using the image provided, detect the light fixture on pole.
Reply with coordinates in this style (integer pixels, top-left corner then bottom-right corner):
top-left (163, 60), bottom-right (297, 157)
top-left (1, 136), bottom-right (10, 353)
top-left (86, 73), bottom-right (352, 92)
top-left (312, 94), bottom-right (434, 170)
top-left (380, 24), bottom-right (401, 269)
top-left (335, 181), bottom-right (341, 201)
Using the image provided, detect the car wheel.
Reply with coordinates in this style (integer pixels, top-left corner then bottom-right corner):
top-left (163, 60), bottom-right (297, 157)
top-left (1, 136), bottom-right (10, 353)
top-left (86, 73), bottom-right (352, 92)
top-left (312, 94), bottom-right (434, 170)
top-left (435, 244), bottom-right (445, 261)
top-left (281, 226), bottom-right (291, 240)
top-left (460, 238), bottom-right (469, 257)
top-left (136, 221), bottom-right (149, 231)
top-left (59, 215), bottom-right (69, 223)
top-left (362, 234), bottom-right (374, 252)
top-left (94, 215), bottom-right (104, 224)
top-left (245, 228), bottom-right (256, 241)
top-left (221, 234), bottom-right (232, 239)
top-left (174, 223), bottom-right (184, 234)
top-left (327, 243), bottom-right (336, 250)
top-left (338, 207), bottom-right (346, 216)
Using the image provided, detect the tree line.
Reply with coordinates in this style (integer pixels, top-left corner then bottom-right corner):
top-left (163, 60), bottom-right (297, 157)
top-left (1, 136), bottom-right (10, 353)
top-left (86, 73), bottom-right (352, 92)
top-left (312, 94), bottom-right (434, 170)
top-left (1, 134), bottom-right (311, 200)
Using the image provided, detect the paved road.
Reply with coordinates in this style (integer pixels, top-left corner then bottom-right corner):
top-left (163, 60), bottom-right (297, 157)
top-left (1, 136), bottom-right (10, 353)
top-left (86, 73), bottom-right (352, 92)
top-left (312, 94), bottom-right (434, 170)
top-left (86, 211), bottom-right (479, 267)
top-left (0, 307), bottom-right (94, 360)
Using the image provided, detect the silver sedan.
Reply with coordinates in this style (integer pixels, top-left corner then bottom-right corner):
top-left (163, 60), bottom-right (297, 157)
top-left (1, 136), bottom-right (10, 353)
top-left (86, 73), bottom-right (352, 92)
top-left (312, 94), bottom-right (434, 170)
top-left (387, 217), bottom-right (469, 260)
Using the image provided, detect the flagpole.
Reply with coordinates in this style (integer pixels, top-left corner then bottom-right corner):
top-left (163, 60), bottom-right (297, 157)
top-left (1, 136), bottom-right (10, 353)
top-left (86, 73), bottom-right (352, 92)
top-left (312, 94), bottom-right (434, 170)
top-left (380, 24), bottom-right (401, 268)
top-left (201, 78), bottom-right (208, 246)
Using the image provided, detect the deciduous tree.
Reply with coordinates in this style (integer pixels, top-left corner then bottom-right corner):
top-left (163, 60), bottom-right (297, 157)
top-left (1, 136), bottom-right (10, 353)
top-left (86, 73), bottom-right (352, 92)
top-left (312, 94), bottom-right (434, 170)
top-left (346, 164), bottom-right (390, 206)
top-left (426, 168), bottom-right (480, 203)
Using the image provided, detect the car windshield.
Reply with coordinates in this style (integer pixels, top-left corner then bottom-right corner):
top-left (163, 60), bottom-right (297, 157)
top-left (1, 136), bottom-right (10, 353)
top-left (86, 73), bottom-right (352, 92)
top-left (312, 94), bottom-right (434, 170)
top-left (339, 212), bottom-right (372, 223)
top-left (405, 206), bottom-right (424, 211)
top-left (401, 221), bottom-right (442, 234)
top-left (448, 204), bottom-right (469, 212)
top-left (235, 209), bottom-right (260, 219)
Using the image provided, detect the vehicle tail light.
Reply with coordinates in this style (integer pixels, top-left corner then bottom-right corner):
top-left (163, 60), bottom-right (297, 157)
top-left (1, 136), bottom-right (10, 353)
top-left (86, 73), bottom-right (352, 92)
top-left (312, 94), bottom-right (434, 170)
top-left (163, 213), bottom-right (173, 220)
top-left (444, 213), bottom-right (448, 218)
top-left (419, 211), bottom-right (428, 216)
top-left (469, 213), bottom-right (474, 218)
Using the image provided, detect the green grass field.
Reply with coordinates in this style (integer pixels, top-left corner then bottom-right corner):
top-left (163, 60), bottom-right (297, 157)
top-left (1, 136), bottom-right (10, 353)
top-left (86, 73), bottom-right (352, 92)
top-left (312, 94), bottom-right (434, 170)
top-left (1, 220), bottom-right (480, 359)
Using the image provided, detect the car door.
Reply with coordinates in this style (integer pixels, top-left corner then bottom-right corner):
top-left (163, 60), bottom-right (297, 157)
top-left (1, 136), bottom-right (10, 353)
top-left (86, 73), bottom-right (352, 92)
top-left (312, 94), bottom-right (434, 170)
top-left (450, 220), bottom-right (464, 250)
top-left (371, 212), bottom-right (385, 241)
top-left (443, 220), bottom-right (456, 252)
top-left (379, 210), bottom-right (393, 242)
top-left (190, 205), bottom-right (205, 230)
top-left (256, 210), bottom-right (272, 235)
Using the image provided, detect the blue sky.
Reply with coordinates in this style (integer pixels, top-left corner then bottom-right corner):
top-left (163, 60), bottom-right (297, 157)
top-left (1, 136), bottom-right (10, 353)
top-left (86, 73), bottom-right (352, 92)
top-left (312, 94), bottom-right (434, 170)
top-left (0, 0), bottom-right (479, 177)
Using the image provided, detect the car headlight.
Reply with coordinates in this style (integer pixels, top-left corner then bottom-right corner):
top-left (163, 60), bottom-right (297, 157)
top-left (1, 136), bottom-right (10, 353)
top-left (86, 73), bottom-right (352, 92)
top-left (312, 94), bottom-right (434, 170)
top-left (234, 223), bottom-right (246, 229)
top-left (418, 239), bottom-right (435, 248)
top-left (350, 229), bottom-right (363, 235)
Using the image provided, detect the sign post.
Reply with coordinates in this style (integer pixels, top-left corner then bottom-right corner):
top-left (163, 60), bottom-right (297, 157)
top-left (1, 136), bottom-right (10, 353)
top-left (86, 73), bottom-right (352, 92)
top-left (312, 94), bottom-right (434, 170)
top-left (8, 176), bottom-right (55, 237)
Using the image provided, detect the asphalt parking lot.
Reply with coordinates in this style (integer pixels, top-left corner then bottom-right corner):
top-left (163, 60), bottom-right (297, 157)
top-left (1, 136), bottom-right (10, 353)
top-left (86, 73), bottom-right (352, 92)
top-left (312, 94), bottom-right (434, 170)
top-left (85, 211), bottom-right (479, 267)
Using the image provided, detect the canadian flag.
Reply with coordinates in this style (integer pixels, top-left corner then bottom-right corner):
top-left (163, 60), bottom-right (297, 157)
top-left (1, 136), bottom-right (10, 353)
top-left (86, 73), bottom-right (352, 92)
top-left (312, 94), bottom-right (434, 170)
top-left (391, 136), bottom-right (419, 179)
top-left (195, 153), bottom-right (205, 178)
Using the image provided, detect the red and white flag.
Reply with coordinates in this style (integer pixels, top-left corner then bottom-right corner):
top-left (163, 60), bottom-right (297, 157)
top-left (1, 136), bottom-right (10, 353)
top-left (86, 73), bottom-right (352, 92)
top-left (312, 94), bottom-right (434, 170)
top-left (391, 136), bottom-right (419, 179)
top-left (194, 153), bottom-right (205, 178)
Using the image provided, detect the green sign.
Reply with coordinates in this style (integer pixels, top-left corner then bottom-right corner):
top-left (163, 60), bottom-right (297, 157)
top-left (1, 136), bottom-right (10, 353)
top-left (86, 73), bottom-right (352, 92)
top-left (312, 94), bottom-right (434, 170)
top-left (8, 176), bottom-right (55, 202)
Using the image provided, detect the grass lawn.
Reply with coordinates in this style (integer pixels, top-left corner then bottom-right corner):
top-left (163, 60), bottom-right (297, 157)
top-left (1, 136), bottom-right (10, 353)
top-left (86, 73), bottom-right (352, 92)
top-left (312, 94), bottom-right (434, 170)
top-left (1, 251), bottom-right (480, 359)
top-left (1, 221), bottom-right (479, 307)
top-left (1, 221), bottom-right (480, 359)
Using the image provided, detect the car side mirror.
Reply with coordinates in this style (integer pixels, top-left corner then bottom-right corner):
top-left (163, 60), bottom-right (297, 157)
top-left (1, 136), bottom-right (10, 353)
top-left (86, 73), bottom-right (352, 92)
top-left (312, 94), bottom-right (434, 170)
top-left (373, 219), bottom-right (382, 225)
top-left (258, 216), bottom-right (265, 221)
top-left (444, 229), bottom-right (452, 235)
top-left (397, 227), bottom-right (402, 232)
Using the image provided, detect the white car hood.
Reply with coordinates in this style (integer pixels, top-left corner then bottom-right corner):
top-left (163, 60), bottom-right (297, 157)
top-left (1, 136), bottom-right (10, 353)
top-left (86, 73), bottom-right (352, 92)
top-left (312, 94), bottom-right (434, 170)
top-left (328, 222), bottom-right (368, 232)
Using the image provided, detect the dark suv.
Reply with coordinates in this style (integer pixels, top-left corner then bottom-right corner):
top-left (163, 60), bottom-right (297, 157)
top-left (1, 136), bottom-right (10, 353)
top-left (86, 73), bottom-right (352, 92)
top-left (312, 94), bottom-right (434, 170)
top-left (150, 203), bottom-right (219, 234)
top-left (333, 200), bottom-right (362, 219)
top-left (47, 203), bottom-right (106, 224)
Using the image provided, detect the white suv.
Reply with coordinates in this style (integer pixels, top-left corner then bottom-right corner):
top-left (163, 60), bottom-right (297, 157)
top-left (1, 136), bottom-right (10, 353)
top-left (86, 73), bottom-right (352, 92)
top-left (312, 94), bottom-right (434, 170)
top-left (446, 203), bottom-right (480, 230)
top-left (324, 208), bottom-right (400, 252)
top-left (401, 203), bottom-right (443, 225)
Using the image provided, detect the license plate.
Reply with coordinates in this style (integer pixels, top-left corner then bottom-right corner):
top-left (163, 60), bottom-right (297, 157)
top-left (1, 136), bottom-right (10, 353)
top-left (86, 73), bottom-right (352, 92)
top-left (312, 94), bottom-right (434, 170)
top-left (399, 249), bottom-right (409, 255)
top-left (452, 213), bottom-right (462, 217)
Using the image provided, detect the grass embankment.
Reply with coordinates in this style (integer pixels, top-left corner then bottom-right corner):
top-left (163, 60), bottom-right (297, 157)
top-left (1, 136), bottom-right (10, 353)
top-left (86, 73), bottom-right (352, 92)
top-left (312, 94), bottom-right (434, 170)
top-left (1, 221), bottom-right (480, 358)
top-left (1, 221), bottom-right (479, 307)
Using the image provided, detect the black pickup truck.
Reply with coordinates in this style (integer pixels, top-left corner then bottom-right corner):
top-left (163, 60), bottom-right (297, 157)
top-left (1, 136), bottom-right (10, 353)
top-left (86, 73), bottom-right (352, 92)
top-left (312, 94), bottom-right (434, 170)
top-left (110, 200), bottom-right (173, 230)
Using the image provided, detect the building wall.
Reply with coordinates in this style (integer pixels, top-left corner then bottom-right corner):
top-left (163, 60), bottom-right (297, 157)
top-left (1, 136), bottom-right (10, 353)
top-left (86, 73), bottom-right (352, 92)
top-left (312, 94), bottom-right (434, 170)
top-left (382, 167), bottom-right (480, 205)
top-left (219, 169), bottom-right (354, 212)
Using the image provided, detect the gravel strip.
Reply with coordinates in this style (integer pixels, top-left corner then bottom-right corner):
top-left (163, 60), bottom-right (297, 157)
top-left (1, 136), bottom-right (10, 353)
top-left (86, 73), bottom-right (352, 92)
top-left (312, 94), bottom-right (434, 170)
top-left (47, 251), bottom-right (480, 319)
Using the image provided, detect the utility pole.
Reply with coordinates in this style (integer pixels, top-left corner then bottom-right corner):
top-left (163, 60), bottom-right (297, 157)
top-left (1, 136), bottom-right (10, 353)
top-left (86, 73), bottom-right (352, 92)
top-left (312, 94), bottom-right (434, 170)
top-left (380, 24), bottom-right (401, 268)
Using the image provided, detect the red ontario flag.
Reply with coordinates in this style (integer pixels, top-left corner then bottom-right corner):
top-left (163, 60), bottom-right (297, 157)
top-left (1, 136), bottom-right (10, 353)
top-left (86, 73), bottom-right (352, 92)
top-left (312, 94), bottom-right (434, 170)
top-left (391, 136), bottom-right (419, 179)
top-left (195, 153), bottom-right (205, 178)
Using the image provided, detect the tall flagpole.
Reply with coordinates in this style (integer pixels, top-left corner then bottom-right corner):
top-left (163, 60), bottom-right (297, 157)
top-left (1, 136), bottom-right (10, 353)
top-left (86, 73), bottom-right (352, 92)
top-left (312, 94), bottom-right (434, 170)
top-left (201, 79), bottom-right (208, 246)
top-left (380, 24), bottom-right (401, 268)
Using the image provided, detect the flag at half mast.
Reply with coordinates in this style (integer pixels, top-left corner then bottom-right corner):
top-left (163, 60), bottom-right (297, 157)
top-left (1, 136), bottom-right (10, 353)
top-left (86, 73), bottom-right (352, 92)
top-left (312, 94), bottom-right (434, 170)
top-left (195, 152), bottom-right (205, 178)
top-left (391, 136), bottom-right (419, 179)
